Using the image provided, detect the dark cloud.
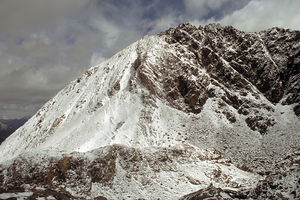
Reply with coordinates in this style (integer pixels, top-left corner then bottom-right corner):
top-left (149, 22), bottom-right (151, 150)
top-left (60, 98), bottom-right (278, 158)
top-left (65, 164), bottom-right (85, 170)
top-left (0, 0), bottom-right (298, 119)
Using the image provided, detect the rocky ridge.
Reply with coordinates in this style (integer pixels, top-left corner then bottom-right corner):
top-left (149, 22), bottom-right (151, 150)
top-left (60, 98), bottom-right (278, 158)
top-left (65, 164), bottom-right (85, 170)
top-left (161, 23), bottom-right (300, 127)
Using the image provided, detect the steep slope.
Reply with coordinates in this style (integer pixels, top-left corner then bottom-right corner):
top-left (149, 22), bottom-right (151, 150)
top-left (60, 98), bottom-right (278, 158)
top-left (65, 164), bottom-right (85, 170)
top-left (0, 23), bottom-right (299, 199)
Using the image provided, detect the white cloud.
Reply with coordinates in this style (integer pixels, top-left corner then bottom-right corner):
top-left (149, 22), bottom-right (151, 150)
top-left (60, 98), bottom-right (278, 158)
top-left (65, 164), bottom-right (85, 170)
top-left (149, 14), bottom-right (182, 34)
top-left (216, 0), bottom-right (300, 31)
top-left (90, 52), bottom-right (106, 66)
top-left (89, 17), bottom-right (121, 47)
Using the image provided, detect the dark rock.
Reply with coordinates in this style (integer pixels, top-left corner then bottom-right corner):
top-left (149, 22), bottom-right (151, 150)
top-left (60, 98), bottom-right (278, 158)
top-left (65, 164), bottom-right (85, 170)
top-left (162, 23), bottom-right (300, 116)
top-left (179, 184), bottom-right (249, 200)
top-left (294, 105), bottom-right (300, 116)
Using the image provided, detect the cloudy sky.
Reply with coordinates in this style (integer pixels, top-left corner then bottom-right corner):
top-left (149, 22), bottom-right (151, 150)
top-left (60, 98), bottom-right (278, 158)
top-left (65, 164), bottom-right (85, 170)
top-left (0, 0), bottom-right (299, 119)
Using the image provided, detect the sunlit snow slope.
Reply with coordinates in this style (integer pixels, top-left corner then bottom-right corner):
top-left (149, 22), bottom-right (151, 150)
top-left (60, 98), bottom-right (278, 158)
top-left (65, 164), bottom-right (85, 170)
top-left (0, 35), bottom-right (178, 160)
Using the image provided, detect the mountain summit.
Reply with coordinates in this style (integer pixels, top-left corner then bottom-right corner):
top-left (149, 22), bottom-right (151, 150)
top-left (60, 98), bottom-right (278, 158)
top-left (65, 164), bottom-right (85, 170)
top-left (0, 24), bottom-right (299, 199)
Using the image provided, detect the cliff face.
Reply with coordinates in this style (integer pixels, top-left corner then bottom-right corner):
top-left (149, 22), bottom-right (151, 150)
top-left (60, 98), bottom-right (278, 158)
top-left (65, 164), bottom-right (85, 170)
top-left (161, 23), bottom-right (300, 116)
top-left (0, 24), bottom-right (299, 199)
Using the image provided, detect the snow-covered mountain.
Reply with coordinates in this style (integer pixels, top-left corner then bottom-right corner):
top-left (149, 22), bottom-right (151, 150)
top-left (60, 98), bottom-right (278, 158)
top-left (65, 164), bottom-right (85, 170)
top-left (0, 23), bottom-right (299, 199)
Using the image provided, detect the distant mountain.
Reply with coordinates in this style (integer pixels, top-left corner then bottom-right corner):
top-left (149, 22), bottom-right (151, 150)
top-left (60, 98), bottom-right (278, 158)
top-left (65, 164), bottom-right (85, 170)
top-left (0, 117), bottom-right (29, 129)
top-left (0, 121), bottom-right (14, 144)
top-left (0, 24), bottom-right (299, 199)
top-left (0, 117), bottom-right (28, 144)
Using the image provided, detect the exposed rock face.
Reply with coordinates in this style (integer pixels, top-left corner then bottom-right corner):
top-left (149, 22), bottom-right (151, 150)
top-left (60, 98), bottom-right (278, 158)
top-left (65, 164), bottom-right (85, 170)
top-left (160, 23), bottom-right (300, 128)
top-left (163, 24), bottom-right (300, 108)
top-left (0, 23), bottom-right (299, 199)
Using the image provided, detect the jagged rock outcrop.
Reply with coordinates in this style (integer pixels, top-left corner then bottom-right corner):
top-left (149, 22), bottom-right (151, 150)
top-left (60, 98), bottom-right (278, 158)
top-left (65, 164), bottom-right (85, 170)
top-left (165, 24), bottom-right (300, 107)
top-left (0, 23), bottom-right (299, 199)
top-left (161, 23), bottom-right (300, 124)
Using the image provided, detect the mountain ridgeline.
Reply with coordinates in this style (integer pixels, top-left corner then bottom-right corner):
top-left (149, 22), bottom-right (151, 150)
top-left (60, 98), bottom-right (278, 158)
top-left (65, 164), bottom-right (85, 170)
top-left (0, 24), bottom-right (299, 199)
